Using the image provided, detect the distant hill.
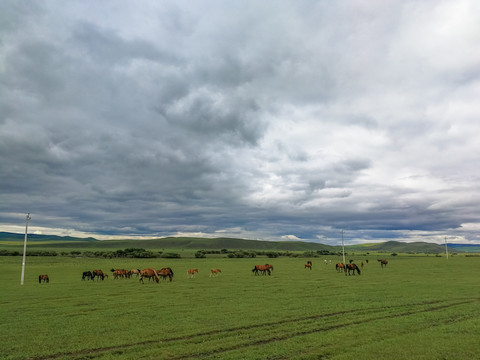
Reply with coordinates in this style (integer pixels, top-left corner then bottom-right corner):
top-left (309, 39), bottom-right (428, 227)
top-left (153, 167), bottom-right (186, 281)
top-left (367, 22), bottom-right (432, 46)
top-left (0, 232), bottom-right (474, 253)
top-left (447, 243), bottom-right (480, 253)
top-left (0, 232), bottom-right (97, 242)
top-left (348, 241), bottom-right (456, 254)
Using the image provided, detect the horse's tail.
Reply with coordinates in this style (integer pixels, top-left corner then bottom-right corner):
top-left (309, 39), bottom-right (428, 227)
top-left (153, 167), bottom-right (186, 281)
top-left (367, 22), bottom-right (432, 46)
top-left (38, 275), bottom-right (41, 284)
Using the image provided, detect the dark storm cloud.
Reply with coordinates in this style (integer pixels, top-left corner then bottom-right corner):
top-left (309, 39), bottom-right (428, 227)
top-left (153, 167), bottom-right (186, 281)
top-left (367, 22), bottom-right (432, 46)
top-left (1, 1), bottom-right (480, 244)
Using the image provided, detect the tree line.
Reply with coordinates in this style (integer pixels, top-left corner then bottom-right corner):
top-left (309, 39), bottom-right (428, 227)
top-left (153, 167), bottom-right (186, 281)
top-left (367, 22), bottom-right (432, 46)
top-left (0, 248), bottom-right (342, 259)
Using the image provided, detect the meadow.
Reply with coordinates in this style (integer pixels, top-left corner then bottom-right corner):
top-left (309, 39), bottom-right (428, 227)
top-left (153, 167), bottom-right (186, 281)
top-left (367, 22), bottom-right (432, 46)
top-left (1, 254), bottom-right (479, 359)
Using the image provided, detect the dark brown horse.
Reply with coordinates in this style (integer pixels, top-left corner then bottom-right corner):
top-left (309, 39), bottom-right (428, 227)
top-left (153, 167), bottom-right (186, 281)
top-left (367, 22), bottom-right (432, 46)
top-left (378, 259), bottom-right (388, 268)
top-left (336, 263), bottom-right (345, 272)
top-left (92, 269), bottom-right (105, 280)
top-left (139, 268), bottom-right (160, 283)
top-left (345, 263), bottom-right (361, 276)
top-left (38, 274), bottom-right (49, 283)
top-left (252, 265), bottom-right (271, 276)
top-left (157, 267), bottom-right (174, 282)
top-left (82, 271), bottom-right (93, 280)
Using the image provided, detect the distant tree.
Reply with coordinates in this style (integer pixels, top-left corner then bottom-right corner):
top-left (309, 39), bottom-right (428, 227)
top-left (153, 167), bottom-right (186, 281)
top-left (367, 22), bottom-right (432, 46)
top-left (195, 250), bottom-right (207, 258)
top-left (266, 251), bottom-right (279, 258)
top-left (161, 252), bottom-right (181, 258)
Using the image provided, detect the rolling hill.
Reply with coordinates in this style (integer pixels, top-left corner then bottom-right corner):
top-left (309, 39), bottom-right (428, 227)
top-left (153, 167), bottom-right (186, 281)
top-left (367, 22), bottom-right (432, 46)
top-left (0, 232), bottom-right (473, 253)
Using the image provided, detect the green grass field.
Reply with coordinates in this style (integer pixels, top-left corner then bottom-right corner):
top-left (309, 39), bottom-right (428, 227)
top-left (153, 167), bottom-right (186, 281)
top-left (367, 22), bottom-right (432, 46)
top-left (1, 255), bottom-right (479, 359)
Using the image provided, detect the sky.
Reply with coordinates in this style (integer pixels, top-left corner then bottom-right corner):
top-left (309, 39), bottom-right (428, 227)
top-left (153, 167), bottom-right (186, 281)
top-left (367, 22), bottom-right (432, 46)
top-left (1, 1), bottom-right (480, 245)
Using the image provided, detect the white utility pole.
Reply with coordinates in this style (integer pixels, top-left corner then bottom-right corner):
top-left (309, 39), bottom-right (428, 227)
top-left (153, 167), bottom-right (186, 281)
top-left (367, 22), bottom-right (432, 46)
top-left (341, 229), bottom-right (346, 264)
top-left (20, 213), bottom-right (31, 285)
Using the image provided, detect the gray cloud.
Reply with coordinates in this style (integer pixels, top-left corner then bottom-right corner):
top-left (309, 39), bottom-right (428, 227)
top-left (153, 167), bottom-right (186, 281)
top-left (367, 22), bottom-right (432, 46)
top-left (1, 1), bottom-right (480, 244)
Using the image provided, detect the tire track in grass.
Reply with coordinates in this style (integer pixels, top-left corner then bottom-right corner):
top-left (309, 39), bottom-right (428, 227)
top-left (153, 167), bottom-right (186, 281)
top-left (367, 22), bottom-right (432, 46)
top-left (30, 298), bottom-right (478, 360)
top-left (172, 299), bottom-right (478, 359)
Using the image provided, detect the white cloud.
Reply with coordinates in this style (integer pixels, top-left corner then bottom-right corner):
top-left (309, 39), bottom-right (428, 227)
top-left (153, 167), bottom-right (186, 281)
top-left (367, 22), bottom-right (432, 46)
top-left (1, 0), bottom-right (480, 244)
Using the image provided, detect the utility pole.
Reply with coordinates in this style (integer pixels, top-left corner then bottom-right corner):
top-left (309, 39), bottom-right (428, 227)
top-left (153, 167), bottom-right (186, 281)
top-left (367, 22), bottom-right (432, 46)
top-left (341, 229), bottom-right (346, 264)
top-left (20, 213), bottom-right (31, 285)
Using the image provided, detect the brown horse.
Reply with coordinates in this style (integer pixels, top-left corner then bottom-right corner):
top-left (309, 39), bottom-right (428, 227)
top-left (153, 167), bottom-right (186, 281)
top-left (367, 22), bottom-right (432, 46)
top-left (139, 268), bottom-right (160, 283)
top-left (265, 264), bottom-right (274, 272)
top-left (111, 269), bottom-right (128, 279)
top-left (252, 265), bottom-right (271, 276)
top-left (92, 269), bottom-right (105, 280)
top-left (38, 274), bottom-right (49, 283)
top-left (157, 267), bottom-right (174, 282)
top-left (187, 268), bottom-right (198, 278)
top-left (378, 259), bottom-right (388, 268)
top-left (210, 269), bottom-right (221, 277)
top-left (336, 263), bottom-right (345, 272)
top-left (304, 263), bottom-right (312, 270)
top-left (130, 269), bottom-right (141, 277)
top-left (345, 263), bottom-right (361, 276)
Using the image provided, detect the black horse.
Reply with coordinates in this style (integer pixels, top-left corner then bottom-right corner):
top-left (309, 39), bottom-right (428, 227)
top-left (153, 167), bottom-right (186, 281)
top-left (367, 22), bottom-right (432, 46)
top-left (39, 274), bottom-right (49, 283)
top-left (82, 271), bottom-right (93, 280)
top-left (345, 263), bottom-right (361, 276)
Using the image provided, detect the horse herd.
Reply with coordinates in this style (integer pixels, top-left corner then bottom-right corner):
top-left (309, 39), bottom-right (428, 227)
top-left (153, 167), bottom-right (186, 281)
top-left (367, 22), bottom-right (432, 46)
top-left (37, 259), bottom-right (390, 284)
top-left (80, 268), bottom-right (175, 283)
top-left (334, 259), bottom-right (389, 276)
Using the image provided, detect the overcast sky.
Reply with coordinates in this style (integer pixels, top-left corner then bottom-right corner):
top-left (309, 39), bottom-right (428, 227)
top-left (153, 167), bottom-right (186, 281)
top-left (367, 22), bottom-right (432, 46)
top-left (1, 1), bottom-right (480, 245)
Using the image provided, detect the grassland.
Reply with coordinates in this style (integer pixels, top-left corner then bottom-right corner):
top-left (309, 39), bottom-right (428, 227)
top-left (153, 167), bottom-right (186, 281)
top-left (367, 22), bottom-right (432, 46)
top-left (1, 252), bottom-right (479, 360)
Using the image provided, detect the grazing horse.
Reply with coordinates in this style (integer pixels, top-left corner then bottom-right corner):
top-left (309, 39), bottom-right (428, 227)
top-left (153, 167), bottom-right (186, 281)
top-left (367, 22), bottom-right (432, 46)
top-left (210, 269), bottom-right (221, 277)
top-left (345, 263), bottom-right (361, 276)
top-left (92, 269), bottom-right (105, 280)
top-left (130, 269), bottom-right (141, 277)
top-left (360, 262), bottom-right (364, 269)
top-left (111, 269), bottom-right (128, 279)
top-left (304, 263), bottom-right (312, 270)
top-left (336, 263), bottom-right (345, 272)
top-left (39, 274), bottom-right (49, 283)
top-left (265, 264), bottom-right (274, 272)
top-left (139, 268), bottom-right (159, 283)
top-left (82, 271), bottom-right (93, 281)
top-left (157, 267), bottom-right (174, 282)
top-left (378, 259), bottom-right (388, 268)
top-left (187, 269), bottom-right (198, 278)
top-left (252, 265), bottom-right (271, 276)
